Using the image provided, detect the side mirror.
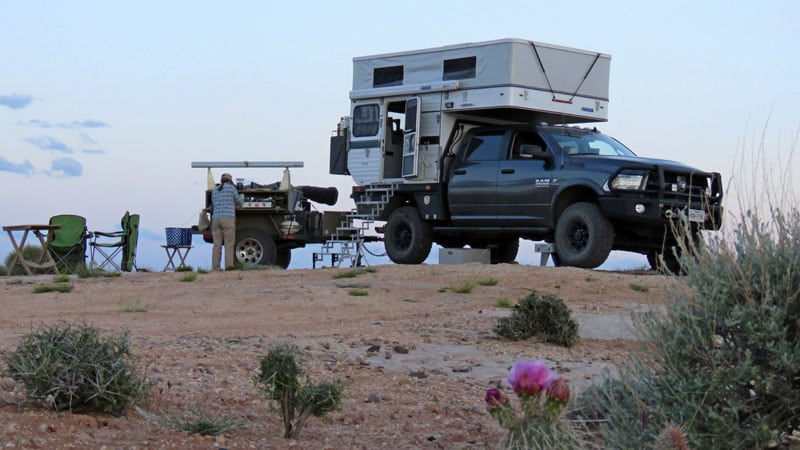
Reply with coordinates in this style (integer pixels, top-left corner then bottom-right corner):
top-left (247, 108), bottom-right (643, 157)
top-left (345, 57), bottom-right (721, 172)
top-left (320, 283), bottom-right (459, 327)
top-left (519, 144), bottom-right (552, 162)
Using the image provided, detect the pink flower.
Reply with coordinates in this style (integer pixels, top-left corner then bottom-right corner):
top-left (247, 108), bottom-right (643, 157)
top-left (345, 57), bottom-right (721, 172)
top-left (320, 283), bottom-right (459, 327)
top-left (505, 360), bottom-right (558, 397)
top-left (546, 377), bottom-right (570, 402)
top-left (484, 387), bottom-right (508, 409)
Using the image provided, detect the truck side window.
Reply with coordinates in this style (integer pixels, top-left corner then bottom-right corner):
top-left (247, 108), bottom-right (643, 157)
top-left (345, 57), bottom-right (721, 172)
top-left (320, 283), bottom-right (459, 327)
top-left (510, 132), bottom-right (546, 159)
top-left (464, 131), bottom-right (504, 161)
top-left (352, 104), bottom-right (380, 137)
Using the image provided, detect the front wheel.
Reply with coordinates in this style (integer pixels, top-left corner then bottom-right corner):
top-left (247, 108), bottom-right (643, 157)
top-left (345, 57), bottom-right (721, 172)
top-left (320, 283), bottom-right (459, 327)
top-left (384, 206), bottom-right (433, 264)
top-left (276, 249), bottom-right (292, 269)
top-left (235, 228), bottom-right (277, 266)
top-left (553, 202), bottom-right (613, 268)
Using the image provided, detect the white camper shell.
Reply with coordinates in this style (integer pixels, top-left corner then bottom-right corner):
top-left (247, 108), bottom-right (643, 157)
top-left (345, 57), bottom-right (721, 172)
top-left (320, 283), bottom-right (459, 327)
top-left (341, 38), bottom-right (611, 186)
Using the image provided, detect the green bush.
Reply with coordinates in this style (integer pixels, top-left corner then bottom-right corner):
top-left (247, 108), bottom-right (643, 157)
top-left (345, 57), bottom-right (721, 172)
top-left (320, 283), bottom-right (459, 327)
top-left (3, 322), bottom-right (150, 416)
top-left (162, 407), bottom-right (244, 436)
top-left (493, 291), bottom-right (579, 347)
top-left (573, 208), bottom-right (800, 449)
top-left (3, 246), bottom-right (43, 275)
top-left (254, 343), bottom-right (342, 439)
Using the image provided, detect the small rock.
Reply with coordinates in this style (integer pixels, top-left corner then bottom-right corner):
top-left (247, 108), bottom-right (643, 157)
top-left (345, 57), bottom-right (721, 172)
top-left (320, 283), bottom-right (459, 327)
top-left (365, 393), bottom-right (380, 403)
top-left (366, 344), bottom-right (381, 353)
top-left (452, 365), bottom-right (471, 373)
top-left (409, 370), bottom-right (427, 379)
top-left (392, 344), bottom-right (409, 354)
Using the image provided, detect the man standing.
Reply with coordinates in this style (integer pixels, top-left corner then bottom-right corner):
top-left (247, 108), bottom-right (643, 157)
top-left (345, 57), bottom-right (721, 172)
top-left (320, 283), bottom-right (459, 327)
top-left (210, 173), bottom-right (242, 270)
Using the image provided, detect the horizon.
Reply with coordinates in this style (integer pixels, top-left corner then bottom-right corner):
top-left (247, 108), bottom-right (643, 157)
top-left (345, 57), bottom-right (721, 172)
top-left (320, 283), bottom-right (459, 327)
top-left (2, 1), bottom-right (798, 272)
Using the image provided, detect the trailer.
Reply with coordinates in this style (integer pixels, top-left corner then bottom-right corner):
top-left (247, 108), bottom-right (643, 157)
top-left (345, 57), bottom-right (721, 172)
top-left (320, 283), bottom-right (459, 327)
top-left (192, 161), bottom-right (356, 268)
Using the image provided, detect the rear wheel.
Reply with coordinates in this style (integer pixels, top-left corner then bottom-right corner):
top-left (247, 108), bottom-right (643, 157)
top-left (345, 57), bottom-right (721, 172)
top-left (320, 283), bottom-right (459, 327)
top-left (384, 206), bottom-right (433, 264)
top-left (553, 202), bottom-right (613, 268)
top-left (234, 228), bottom-right (277, 266)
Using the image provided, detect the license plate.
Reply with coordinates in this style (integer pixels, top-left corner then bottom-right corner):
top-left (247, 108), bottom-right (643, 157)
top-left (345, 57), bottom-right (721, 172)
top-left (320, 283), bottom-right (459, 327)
top-left (688, 209), bottom-right (706, 223)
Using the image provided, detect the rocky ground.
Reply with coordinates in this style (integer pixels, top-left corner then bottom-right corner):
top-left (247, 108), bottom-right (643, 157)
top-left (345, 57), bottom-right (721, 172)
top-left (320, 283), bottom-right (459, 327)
top-left (0, 263), bottom-right (678, 449)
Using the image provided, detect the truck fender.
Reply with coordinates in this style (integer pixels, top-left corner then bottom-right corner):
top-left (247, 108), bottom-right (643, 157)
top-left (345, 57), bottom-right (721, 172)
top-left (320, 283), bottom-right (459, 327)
top-left (549, 180), bottom-right (605, 228)
top-left (413, 191), bottom-right (448, 221)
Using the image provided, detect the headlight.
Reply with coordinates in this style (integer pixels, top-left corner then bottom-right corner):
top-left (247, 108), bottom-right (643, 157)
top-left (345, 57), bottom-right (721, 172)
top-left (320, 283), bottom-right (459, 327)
top-left (610, 170), bottom-right (649, 191)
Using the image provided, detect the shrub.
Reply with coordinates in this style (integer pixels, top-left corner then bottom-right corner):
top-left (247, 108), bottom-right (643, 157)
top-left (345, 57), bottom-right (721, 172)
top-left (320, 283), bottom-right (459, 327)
top-left (496, 297), bottom-right (513, 308)
top-left (628, 282), bottom-right (649, 293)
top-left (348, 289), bottom-right (369, 296)
top-left (3, 246), bottom-right (43, 275)
top-left (493, 291), bottom-right (579, 347)
top-left (162, 407), bottom-right (244, 436)
top-left (3, 322), bottom-right (149, 415)
top-left (573, 207), bottom-right (800, 449)
top-left (450, 280), bottom-right (477, 293)
top-left (32, 283), bottom-right (74, 293)
top-left (479, 278), bottom-right (499, 286)
top-left (0, 264), bottom-right (7, 276)
top-left (254, 343), bottom-right (342, 439)
top-left (179, 272), bottom-right (198, 282)
top-left (53, 274), bottom-right (70, 283)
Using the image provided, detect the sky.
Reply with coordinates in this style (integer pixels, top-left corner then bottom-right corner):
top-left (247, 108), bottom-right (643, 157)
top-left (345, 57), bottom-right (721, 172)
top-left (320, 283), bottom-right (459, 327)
top-left (2, 0), bottom-right (798, 271)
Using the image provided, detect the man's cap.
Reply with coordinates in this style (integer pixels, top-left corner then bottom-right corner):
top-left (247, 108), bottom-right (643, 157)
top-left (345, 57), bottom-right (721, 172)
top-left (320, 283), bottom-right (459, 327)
top-left (221, 173), bottom-right (233, 182)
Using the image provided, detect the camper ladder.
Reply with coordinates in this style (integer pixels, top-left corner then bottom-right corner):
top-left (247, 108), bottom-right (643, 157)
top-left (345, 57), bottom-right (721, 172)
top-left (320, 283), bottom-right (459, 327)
top-left (358, 184), bottom-right (397, 220)
top-left (313, 210), bottom-right (373, 269)
top-left (312, 184), bottom-right (395, 268)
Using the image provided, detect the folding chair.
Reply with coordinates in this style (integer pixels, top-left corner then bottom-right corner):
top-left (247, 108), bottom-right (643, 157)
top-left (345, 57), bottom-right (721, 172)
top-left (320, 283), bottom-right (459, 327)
top-left (90, 211), bottom-right (139, 272)
top-left (48, 214), bottom-right (89, 273)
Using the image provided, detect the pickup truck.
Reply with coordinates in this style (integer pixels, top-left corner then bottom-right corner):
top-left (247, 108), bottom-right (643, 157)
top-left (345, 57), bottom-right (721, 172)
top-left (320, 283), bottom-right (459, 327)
top-left (350, 123), bottom-right (723, 270)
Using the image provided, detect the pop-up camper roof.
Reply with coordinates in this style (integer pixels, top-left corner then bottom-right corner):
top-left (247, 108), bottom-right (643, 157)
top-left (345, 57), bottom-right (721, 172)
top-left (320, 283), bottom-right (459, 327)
top-left (351, 38), bottom-right (611, 123)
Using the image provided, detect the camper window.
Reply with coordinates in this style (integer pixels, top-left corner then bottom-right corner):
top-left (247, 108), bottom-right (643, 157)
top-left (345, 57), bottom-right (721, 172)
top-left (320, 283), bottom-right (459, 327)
top-left (443, 56), bottom-right (476, 80)
top-left (373, 65), bottom-right (403, 87)
top-left (352, 104), bottom-right (381, 137)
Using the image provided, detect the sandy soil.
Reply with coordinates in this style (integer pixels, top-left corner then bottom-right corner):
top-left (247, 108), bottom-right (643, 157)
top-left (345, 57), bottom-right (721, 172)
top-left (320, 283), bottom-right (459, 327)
top-left (0, 263), bottom-right (678, 449)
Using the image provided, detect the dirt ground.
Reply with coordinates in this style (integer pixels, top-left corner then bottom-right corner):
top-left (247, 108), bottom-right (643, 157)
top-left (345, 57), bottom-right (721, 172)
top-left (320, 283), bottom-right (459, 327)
top-left (0, 263), bottom-right (678, 449)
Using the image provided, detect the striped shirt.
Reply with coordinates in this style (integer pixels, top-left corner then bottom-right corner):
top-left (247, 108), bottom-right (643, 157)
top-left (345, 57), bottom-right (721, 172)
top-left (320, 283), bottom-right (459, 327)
top-left (210, 183), bottom-right (242, 219)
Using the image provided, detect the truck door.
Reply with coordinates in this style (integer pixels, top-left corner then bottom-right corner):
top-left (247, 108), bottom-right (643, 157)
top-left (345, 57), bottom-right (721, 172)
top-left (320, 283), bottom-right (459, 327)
top-left (495, 130), bottom-right (554, 226)
top-left (401, 97), bottom-right (421, 177)
top-left (447, 129), bottom-right (506, 224)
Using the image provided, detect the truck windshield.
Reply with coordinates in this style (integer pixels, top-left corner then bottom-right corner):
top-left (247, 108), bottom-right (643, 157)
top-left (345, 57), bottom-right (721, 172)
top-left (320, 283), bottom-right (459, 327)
top-left (546, 130), bottom-right (636, 157)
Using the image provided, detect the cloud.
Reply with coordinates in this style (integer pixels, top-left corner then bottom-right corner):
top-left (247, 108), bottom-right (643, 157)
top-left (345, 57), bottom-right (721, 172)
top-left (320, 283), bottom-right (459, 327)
top-left (23, 119), bottom-right (110, 129)
top-left (0, 155), bottom-right (35, 175)
top-left (26, 136), bottom-right (74, 153)
top-left (48, 157), bottom-right (83, 177)
top-left (79, 133), bottom-right (98, 145)
top-left (82, 148), bottom-right (107, 155)
top-left (0, 94), bottom-right (34, 110)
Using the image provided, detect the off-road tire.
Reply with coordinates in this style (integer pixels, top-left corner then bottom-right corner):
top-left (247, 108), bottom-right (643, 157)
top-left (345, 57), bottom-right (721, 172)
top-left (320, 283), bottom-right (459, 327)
top-left (234, 228), bottom-right (277, 266)
top-left (554, 202), bottom-right (613, 268)
top-left (384, 206), bottom-right (433, 264)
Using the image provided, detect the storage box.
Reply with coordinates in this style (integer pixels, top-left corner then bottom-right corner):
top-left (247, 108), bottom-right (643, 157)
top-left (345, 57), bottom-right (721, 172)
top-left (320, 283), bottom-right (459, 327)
top-left (166, 227), bottom-right (192, 246)
top-left (438, 248), bottom-right (490, 265)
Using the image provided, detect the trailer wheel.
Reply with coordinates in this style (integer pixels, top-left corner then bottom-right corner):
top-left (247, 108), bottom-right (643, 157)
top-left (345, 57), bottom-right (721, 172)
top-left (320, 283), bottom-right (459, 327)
top-left (235, 228), bottom-right (277, 266)
top-left (384, 206), bottom-right (433, 264)
top-left (276, 249), bottom-right (292, 269)
top-left (554, 202), bottom-right (613, 268)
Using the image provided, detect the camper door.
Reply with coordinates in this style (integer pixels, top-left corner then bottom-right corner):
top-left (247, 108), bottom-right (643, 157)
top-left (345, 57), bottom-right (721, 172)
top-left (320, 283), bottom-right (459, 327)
top-left (348, 102), bottom-right (383, 185)
top-left (401, 97), bottom-right (421, 178)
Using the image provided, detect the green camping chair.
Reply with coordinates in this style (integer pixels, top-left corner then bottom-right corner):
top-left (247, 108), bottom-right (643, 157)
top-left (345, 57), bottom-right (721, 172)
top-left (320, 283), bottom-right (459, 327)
top-left (48, 214), bottom-right (89, 273)
top-left (90, 212), bottom-right (140, 272)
